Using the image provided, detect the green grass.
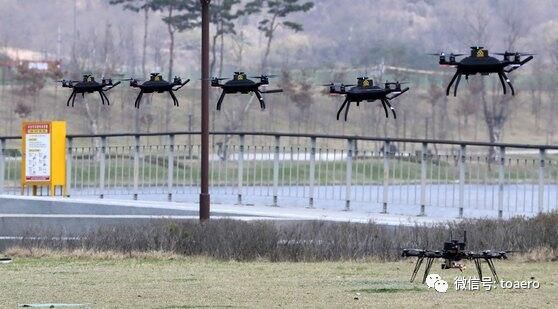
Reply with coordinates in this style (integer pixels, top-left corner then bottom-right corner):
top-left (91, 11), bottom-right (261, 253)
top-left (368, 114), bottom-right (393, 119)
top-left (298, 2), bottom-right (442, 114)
top-left (0, 254), bottom-right (556, 308)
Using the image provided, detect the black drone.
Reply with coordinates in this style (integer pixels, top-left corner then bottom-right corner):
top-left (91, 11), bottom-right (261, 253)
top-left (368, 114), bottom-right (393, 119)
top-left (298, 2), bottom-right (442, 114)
top-left (58, 74), bottom-right (121, 107)
top-left (432, 46), bottom-right (534, 96)
top-left (402, 231), bottom-right (510, 284)
top-left (130, 73), bottom-right (190, 108)
top-left (324, 77), bottom-right (409, 121)
top-left (211, 72), bottom-right (283, 110)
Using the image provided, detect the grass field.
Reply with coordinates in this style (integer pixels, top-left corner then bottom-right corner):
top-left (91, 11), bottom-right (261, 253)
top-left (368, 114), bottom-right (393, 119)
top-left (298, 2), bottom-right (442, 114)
top-left (0, 253), bottom-right (556, 308)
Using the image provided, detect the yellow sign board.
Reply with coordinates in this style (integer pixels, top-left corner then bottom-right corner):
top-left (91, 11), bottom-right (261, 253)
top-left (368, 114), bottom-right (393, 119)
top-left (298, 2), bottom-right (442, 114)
top-left (21, 121), bottom-right (67, 196)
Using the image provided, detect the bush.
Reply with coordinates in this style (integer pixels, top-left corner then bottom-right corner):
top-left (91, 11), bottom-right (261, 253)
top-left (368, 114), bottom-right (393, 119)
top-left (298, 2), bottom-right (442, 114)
top-left (5, 212), bottom-right (558, 262)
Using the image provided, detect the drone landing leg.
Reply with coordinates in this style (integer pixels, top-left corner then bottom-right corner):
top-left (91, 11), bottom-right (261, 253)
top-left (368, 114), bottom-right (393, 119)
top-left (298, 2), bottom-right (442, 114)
top-left (101, 91), bottom-right (111, 106)
top-left (98, 91), bottom-right (106, 105)
top-left (169, 91), bottom-right (179, 107)
top-left (134, 91), bottom-right (144, 109)
top-left (344, 102), bottom-right (352, 121)
top-left (422, 257), bottom-right (435, 284)
top-left (380, 99), bottom-right (389, 118)
top-left (502, 72), bottom-right (515, 96)
top-left (384, 99), bottom-right (397, 119)
top-left (446, 71), bottom-right (460, 96)
top-left (66, 91), bottom-right (76, 107)
top-left (410, 257), bottom-right (424, 283)
top-left (216, 91), bottom-right (226, 111)
top-left (497, 72), bottom-right (507, 95)
top-left (474, 258), bottom-right (483, 279)
top-left (453, 74), bottom-right (462, 97)
top-left (336, 99), bottom-right (349, 121)
top-left (72, 92), bottom-right (79, 107)
top-left (485, 258), bottom-right (500, 283)
top-left (254, 91), bottom-right (266, 110)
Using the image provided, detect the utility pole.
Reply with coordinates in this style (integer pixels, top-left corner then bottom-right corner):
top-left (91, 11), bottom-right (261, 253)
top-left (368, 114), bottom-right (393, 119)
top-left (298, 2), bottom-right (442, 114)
top-left (200, 0), bottom-right (211, 221)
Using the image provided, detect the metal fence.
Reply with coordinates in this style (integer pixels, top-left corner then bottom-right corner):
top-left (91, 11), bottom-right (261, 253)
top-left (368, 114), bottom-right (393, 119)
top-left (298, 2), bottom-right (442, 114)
top-left (1, 132), bottom-right (557, 218)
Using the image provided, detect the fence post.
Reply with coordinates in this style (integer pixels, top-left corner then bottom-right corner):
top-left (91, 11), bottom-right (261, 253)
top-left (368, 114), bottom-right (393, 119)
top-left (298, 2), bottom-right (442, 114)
top-left (458, 144), bottom-right (466, 218)
top-left (0, 138), bottom-right (5, 195)
top-left (345, 139), bottom-right (353, 211)
top-left (237, 134), bottom-right (245, 205)
top-left (419, 142), bottom-right (427, 216)
top-left (133, 135), bottom-right (140, 200)
top-left (539, 148), bottom-right (546, 214)
top-left (66, 137), bottom-right (73, 197)
top-left (272, 135), bottom-right (280, 207)
top-left (498, 146), bottom-right (505, 219)
top-left (308, 137), bottom-right (317, 208)
top-left (99, 136), bottom-right (106, 199)
top-left (168, 134), bottom-right (175, 202)
top-left (382, 140), bottom-right (390, 214)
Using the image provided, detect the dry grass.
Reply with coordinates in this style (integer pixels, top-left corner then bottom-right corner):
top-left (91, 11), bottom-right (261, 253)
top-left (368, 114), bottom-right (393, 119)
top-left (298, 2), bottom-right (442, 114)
top-left (0, 255), bottom-right (556, 308)
top-left (8, 213), bottom-right (558, 262)
top-left (518, 247), bottom-right (558, 263)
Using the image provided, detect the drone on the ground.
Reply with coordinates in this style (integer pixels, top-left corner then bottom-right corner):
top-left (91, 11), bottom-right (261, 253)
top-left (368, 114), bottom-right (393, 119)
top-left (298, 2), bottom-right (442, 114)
top-left (58, 75), bottom-right (121, 107)
top-left (211, 72), bottom-right (283, 110)
top-left (431, 46), bottom-right (534, 96)
top-left (402, 231), bottom-right (509, 283)
top-left (130, 73), bottom-right (190, 108)
top-left (324, 77), bottom-right (409, 121)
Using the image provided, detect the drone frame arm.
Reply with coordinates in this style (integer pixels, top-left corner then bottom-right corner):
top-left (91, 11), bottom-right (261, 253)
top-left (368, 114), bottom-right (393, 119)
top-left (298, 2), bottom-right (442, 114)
top-left (504, 55), bottom-right (534, 73)
top-left (103, 81), bottom-right (121, 91)
top-left (172, 79), bottom-right (191, 91)
top-left (386, 87), bottom-right (410, 100)
top-left (261, 88), bottom-right (283, 94)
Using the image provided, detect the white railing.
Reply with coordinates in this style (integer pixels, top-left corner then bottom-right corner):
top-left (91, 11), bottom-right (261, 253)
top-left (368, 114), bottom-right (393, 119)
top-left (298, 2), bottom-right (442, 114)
top-left (1, 132), bottom-right (557, 218)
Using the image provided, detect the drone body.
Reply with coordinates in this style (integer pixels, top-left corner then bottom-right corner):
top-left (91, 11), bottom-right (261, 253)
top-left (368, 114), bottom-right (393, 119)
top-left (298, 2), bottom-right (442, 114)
top-left (434, 46), bottom-right (533, 96)
top-left (59, 75), bottom-right (120, 107)
top-left (402, 231), bottom-right (509, 284)
top-left (211, 72), bottom-right (283, 110)
top-left (130, 73), bottom-right (190, 108)
top-left (325, 77), bottom-right (409, 121)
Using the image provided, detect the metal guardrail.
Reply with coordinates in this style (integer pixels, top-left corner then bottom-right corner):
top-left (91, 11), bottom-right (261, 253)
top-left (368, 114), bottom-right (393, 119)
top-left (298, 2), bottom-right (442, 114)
top-left (1, 132), bottom-right (557, 218)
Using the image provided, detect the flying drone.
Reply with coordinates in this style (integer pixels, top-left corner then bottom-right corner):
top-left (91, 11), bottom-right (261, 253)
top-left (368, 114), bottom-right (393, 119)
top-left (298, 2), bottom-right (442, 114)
top-left (58, 75), bottom-right (121, 107)
top-left (324, 77), bottom-right (409, 121)
top-left (211, 72), bottom-right (283, 110)
top-left (402, 231), bottom-right (510, 284)
top-left (129, 73), bottom-right (190, 108)
top-left (431, 46), bottom-right (534, 96)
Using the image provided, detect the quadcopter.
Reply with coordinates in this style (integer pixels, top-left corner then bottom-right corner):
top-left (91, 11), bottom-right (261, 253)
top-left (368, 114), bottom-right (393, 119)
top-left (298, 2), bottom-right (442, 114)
top-left (58, 74), bottom-right (121, 107)
top-left (324, 77), bottom-right (409, 121)
top-left (402, 231), bottom-right (510, 284)
top-left (431, 46), bottom-right (534, 96)
top-left (211, 72), bottom-right (283, 111)
top-left (130, 73), bottom-right (190, 108)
